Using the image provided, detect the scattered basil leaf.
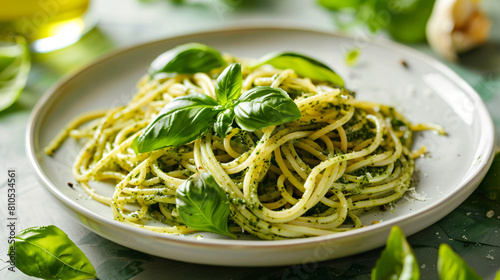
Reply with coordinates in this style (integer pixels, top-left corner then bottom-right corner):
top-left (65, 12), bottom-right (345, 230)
top-left (216, 63), bottom-right (242, 105)
top-left (345, 48), bottom-right (361, 67)
top-left (371, 226), bottom-right (419, 280)
top-left (438, 244), bottom-right (483, 280)
top-left (234, 86), bottom-right (301, 131)
top-left (252, 52), bottom-right (344, 87)
top-left (214, 108), bottom-right (235, 137)
top-left (495, 268), bottom-right (500, 280)
top-left (479, 152), bottom-right (500, 202)
top-left (132, 93), bottom-right (220, 153)
top-left (148, 42), bottom-right (227, 77)
top-left (176, 172), bottom-right (236, 238)
top-left (9, 225), bottom-right (97, 280)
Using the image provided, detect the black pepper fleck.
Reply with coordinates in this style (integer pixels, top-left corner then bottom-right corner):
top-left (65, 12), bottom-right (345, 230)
top-left (400, 59), bottom-right (409, 69)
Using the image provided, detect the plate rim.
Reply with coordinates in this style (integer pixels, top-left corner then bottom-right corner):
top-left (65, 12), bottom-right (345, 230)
top-left (26, 26), bottom-right (497, 252)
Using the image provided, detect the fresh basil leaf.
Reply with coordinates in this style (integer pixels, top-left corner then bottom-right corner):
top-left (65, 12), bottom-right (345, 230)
top-left (234, 86), bottom-right (301, 131)
top-left (9, 225), bottom-right (97, 280)
top-left (214, 108), bottom-right (235, 137)
top-left (176, 172), bottom-right (236, 238)
top-left (479, 152), bottom-right (500, 202)
top-left (216, 63), bottom-right (242, 105)
top-left (371, 226), bottom-right (419, 280)
top-left (132, 93), bottom-right (219, 153)
top-left (438, 244), bottom-right (483, 280)
top-left (252, 52), bottom-right (344, 87)
top-left (496, 269), bottom-right (500, 280)
top-left (148, 42), bottom-right (227, 77)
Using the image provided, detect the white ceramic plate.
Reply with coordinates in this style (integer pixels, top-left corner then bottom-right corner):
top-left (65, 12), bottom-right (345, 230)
top-left (27, 27), bottom-right (496, 266)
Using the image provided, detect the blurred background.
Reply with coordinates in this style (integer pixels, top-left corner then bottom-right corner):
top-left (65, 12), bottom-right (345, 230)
top-left (1, 0), bottom-right (500, 279)
top-left (2, 0), bottom-right (500, 121)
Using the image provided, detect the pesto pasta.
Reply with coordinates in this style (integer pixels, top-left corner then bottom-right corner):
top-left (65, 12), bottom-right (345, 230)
top-left (46, 45), bottom-right (428, 240)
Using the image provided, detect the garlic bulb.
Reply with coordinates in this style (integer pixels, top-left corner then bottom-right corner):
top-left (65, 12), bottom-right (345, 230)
top-left (426, 0), bottom-right (491, 61)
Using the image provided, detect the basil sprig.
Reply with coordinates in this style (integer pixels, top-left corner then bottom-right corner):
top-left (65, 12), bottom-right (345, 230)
top-left (176, 172), bottom-right (236, 238)
top-left (133, 62), bottom-right (301, 153)
top-left (9, 225), bottom-right (97, 280)
top-left (148, 42), bottom-right (227, 77)
top-left (251, 52), bottom-right (345, 87)
top-left (372, 226), bottom-right (419, 280)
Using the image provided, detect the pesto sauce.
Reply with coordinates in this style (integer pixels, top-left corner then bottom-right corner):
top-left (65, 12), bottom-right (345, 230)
top-left (305, 202), bottom-right (330, 216)
top-left (345, 124), bottom-right (376, 142)
top-left (349, 165), bottom-right (387, 177)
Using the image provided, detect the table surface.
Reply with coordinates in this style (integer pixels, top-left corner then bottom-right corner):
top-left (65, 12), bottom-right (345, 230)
top-left (1, 0), bottom-right (500, 279)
